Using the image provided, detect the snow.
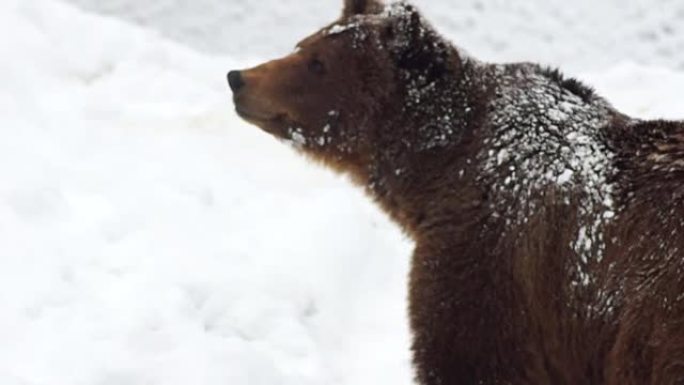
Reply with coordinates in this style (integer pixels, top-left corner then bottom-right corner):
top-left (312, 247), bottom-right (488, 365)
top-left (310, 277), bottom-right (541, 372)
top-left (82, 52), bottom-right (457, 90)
top-left (327, 23), bottom-right (360, 36)
top-left (482, 64), bottom-right (617, 266)
top-left (1, 0), bottom-right (684, 385)
top-left (64, 0), bottom-right (684, 71)
top-left (0, 1), bottom-right (412, 384)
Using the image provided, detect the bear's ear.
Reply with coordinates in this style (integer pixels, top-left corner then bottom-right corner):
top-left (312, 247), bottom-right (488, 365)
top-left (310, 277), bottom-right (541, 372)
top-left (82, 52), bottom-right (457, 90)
top-left (342, 0), bottom-right (384, 17)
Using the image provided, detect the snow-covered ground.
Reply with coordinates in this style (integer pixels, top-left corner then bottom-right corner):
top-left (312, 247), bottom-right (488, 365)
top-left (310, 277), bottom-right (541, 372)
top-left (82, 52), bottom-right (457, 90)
top-left (1, 1), bottom-right (413, 384)
top-left (1, 0), bottom-right (683, 385)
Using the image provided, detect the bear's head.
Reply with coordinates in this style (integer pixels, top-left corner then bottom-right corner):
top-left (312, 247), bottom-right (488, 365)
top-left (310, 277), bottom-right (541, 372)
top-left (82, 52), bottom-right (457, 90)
top-left (228, 0), bottom-right (464, 179)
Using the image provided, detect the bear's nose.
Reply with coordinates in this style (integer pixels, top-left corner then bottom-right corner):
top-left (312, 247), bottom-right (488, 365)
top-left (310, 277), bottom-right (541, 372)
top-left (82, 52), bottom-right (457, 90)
top-left (227, 70), bottom-right (245, 92)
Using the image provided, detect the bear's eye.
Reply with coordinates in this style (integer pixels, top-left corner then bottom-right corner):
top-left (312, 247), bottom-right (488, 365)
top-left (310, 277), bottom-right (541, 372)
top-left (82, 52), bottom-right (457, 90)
top-left (308, 59), bottom-right (326, 75)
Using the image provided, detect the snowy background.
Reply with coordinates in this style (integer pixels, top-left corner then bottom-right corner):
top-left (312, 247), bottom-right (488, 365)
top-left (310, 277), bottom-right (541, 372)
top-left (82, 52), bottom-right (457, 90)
top-left (1, 0), bottom-right (684, 384)
top-left (66, 0), bottom-right (684, 70)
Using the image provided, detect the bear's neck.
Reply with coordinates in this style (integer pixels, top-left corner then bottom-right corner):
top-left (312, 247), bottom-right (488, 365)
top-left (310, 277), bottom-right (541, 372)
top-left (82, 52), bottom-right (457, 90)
top-left (363, 57), bottom-right (492, 240)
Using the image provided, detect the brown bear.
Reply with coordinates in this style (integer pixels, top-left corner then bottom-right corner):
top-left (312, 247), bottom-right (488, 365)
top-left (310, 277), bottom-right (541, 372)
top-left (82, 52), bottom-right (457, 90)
top-left (227, 1), bottom-right (684, 384)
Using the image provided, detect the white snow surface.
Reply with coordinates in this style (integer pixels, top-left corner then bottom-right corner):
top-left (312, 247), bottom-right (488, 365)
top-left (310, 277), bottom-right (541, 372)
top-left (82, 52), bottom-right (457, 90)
top-left (1, 1), bottom-right (413, 384)
top-left (1, 0), bottom-right (684, 385)
top-left (65, 0), bottom-right (684, 71)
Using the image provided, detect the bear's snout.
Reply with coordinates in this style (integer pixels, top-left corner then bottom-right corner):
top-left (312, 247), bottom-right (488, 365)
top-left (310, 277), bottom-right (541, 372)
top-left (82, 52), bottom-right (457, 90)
top-left (227, 70), bottom-right (245, 93)
top-left (229, 65), bottom-right (290, 135)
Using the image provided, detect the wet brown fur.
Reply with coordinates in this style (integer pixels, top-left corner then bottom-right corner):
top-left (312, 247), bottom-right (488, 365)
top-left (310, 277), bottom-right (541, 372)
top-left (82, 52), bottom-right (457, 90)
top-left (229, 1), bottom-right (684, 383)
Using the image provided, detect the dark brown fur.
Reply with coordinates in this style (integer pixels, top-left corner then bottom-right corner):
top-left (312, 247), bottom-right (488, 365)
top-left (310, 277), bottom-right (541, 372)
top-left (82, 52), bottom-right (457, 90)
top-left (228, 1), bottom-right (684, 383)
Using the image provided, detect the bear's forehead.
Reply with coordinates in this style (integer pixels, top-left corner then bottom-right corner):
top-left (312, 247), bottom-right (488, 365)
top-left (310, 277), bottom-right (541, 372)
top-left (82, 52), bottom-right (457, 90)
top-left (295, 19), bottom-right (375, 51)
top-left (296, 2), bottom-right (425, 53)
top-left (325, 1), bottom-right (417, 37)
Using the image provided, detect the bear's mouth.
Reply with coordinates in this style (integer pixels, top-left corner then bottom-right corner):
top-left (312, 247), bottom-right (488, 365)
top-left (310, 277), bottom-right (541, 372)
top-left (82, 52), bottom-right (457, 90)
top-left (235, 107), bottom-right (281, 123)
top-left (235, 107), bottom-right (291, 135)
